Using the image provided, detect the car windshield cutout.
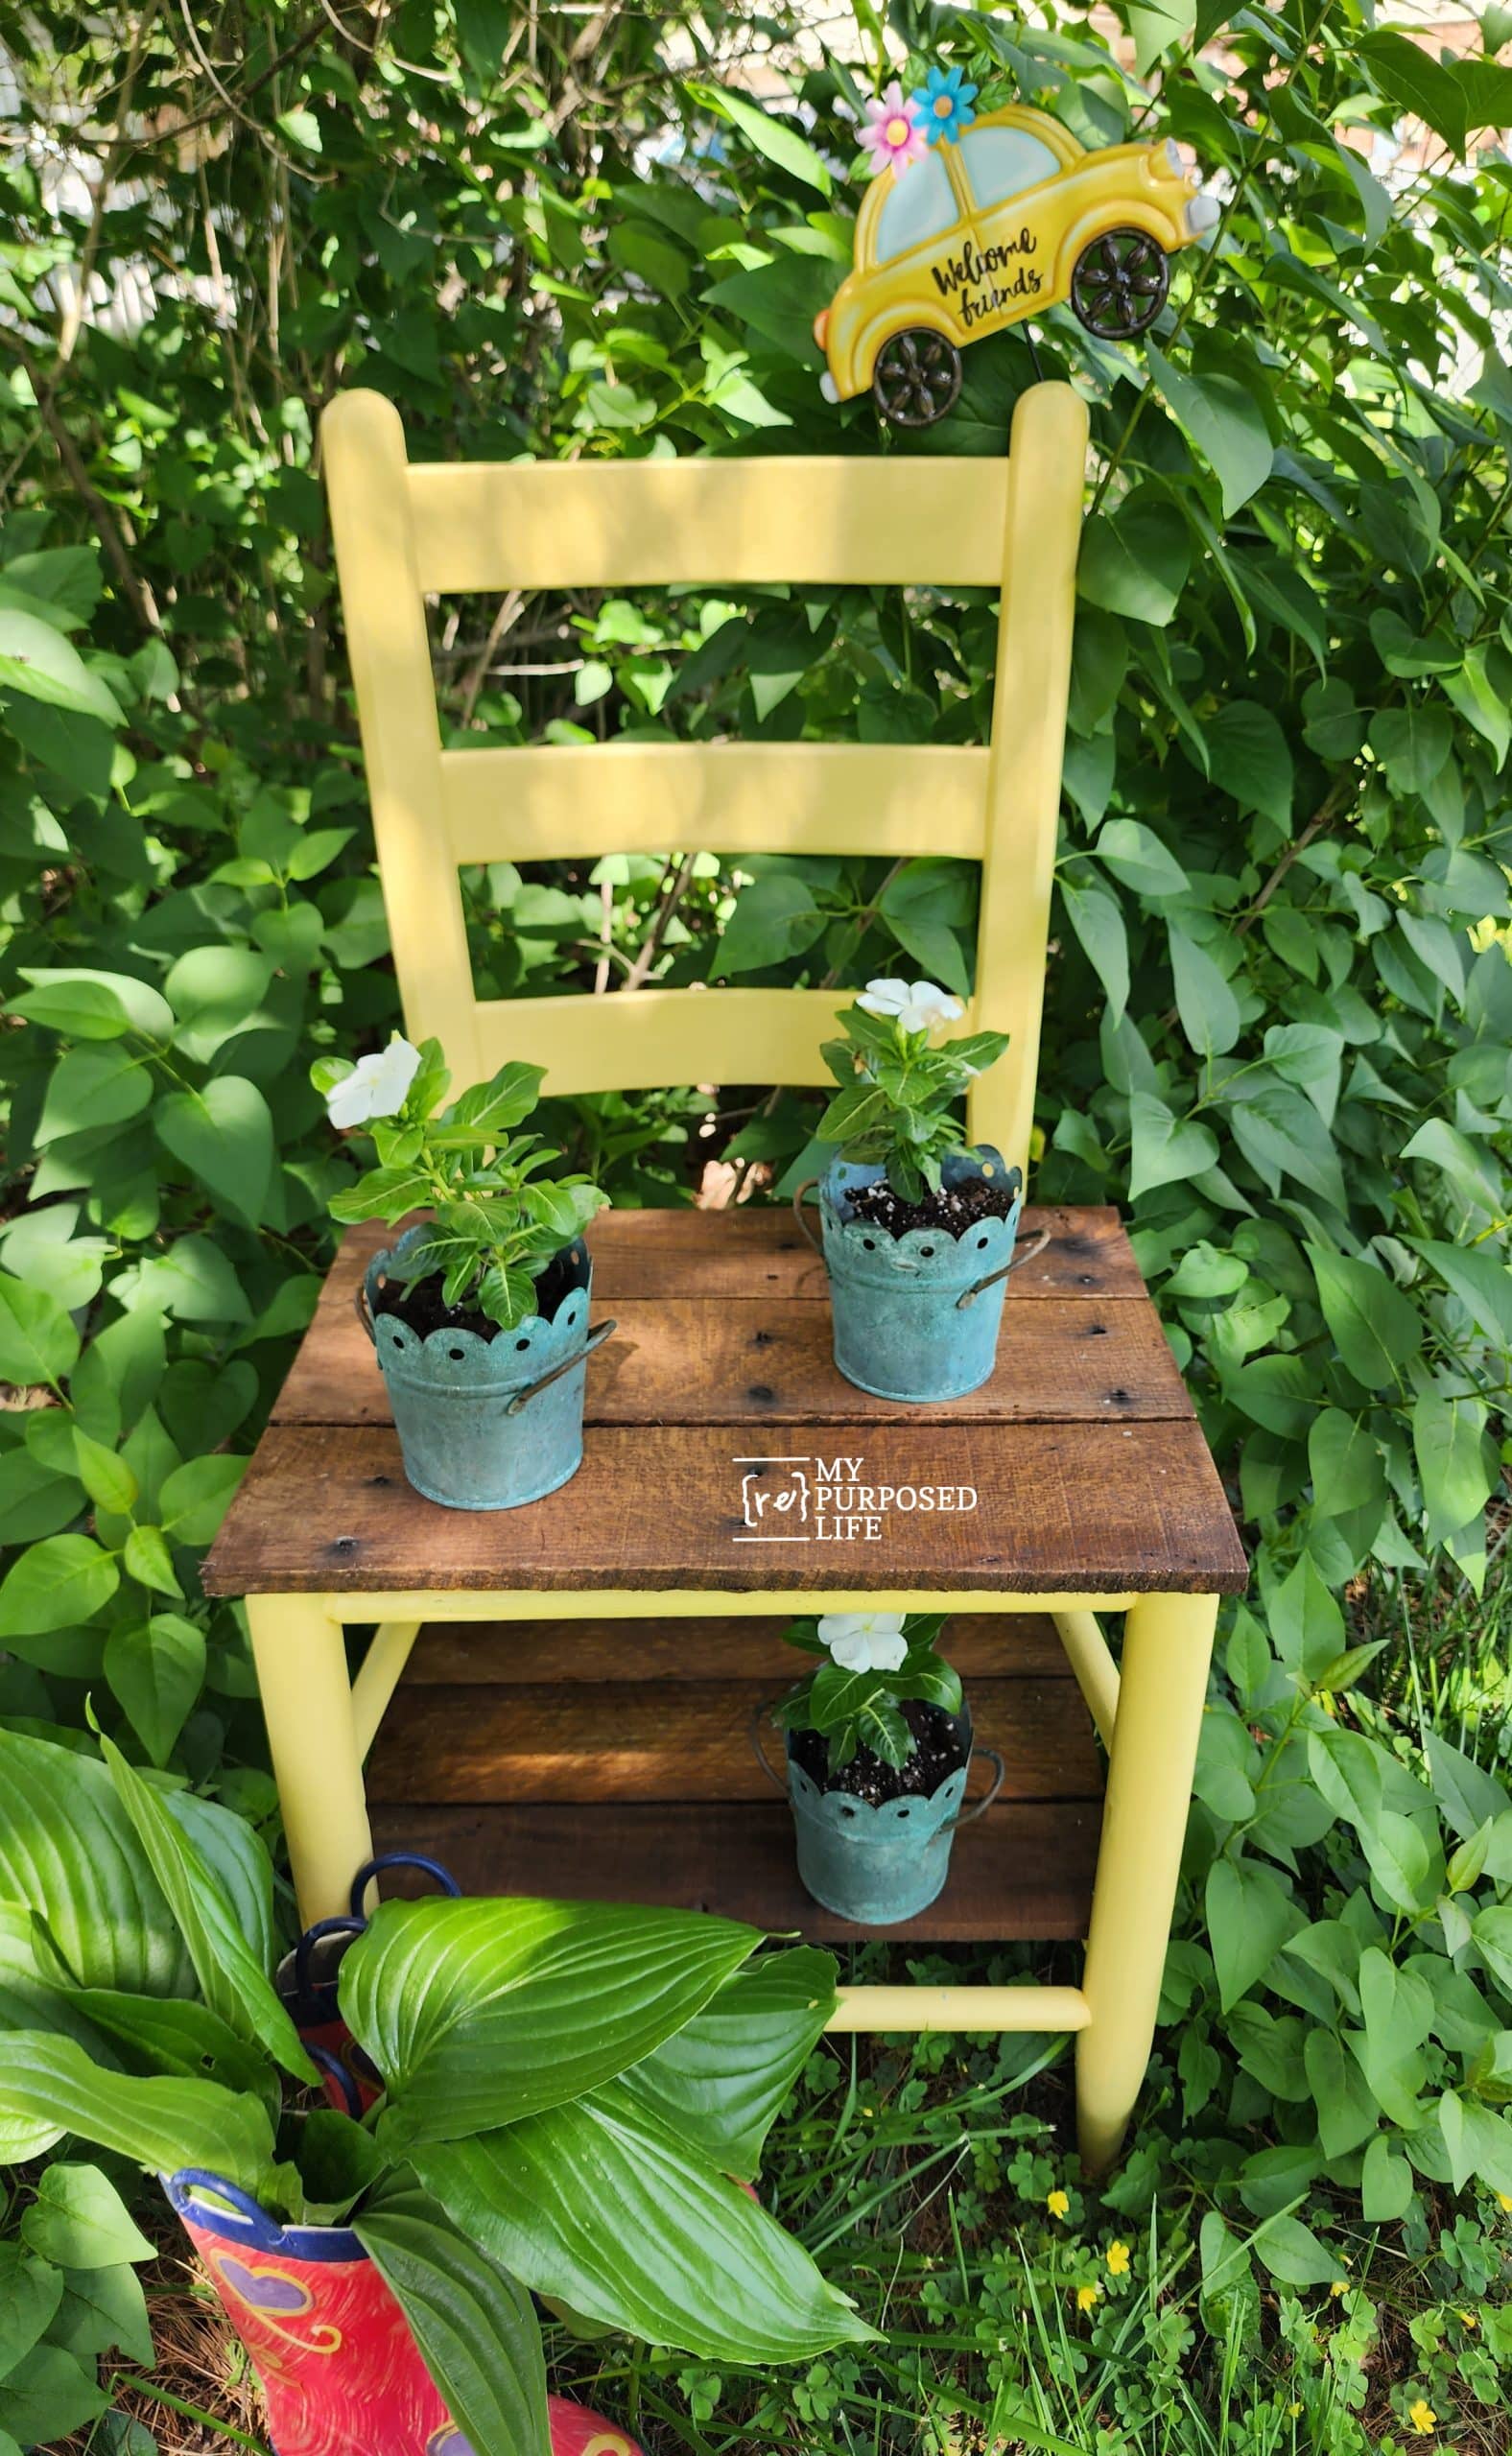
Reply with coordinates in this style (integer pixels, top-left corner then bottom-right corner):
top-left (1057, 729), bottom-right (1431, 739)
top-left (958, 128), bottom-right (1060, 207)
top-left (874, 154), bottom-right (958, 261)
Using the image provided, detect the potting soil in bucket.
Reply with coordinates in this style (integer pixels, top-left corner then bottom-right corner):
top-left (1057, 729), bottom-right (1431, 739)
top-left (362, 1225), bottom-right (610, 1509)
top-left (167, 2171), bottom-right (644, 2456)
top-left (815, 1145), bottom-right (1025, 1403)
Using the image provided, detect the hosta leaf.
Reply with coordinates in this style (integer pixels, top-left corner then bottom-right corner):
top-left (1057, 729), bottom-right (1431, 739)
top-left (0, 1732), bottom-right (191, 1996)
top-left (100, 1738), bottom-right (315, 2082)
top-left (413, 2092), bottom-right (874, 2364)
top-left (0, 2032), bottom-right (286, 2208)
top-left (355, 2175), bottom-right (549, 2456)
top-left (348, 1895), bottom-right (763, 2152)
top-left (615, 1947), bottom-right (839, 2180)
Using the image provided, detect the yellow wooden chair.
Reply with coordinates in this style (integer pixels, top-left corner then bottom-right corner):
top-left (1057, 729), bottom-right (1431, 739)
top-left (203, 382), bottom-right (1245, 2174)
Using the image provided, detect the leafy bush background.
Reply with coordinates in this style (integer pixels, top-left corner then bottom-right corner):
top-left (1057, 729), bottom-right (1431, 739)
top-left (2, 0), bottom-right (1512, 2440)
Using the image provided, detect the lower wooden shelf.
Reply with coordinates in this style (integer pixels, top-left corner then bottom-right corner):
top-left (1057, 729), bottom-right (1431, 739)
top-left (366, 1614), bottom-right (1104, 1943)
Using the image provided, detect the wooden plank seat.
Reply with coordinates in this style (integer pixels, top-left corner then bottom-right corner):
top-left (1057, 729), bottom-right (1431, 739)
top-left (204, 1207), bottom-right (1244, 1598)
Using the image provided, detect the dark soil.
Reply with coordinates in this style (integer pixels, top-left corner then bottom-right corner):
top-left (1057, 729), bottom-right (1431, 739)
top-left (371, 1239), bottom-right (585, 1340)
top-left (791, 1700), bottom-right (970, 1805)
top-left (846, 1173), bottom-right (1016, 1240)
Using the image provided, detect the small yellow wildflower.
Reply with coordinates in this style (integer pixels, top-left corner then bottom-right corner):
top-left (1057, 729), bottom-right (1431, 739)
top-left (1459, 2310), bottom-right (1478, 2329)
top-left (1106, 2240), bottom-right (1130, 2277)
top-left (1046, 2188), bottom-right (1070, 2220)
top-left (1407, 2399), bottom-right (1436, 2436)
top-left (1499, 2192), bottom-right (1512, 2213)
top-left (1075, 2283), bottom-right (1099, 2312)
top-left (1330, 2279), bottom-right (1347, 2298)
top-left (1288, 2407), bottom-right (1302, 2422)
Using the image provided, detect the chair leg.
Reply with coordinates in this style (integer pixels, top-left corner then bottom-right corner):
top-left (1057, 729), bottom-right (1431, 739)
top-left (247, 1594), bottom-right (372, 1927)
top-left (1075, 1590), bottom-right (1217, 2178)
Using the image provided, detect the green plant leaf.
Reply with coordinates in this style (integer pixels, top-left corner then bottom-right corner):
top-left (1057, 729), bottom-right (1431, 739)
top-left (155, 1076), bottom-right (275, 1227)
top-left (99, 1736), bottom-right (316, 2082)
top-left (413, 2090), bottom-right (875, 2363)
top-left (0, 2031), bottom-right (286, 2208)
top-left (355, 2175), bottom-right (550, 2456)
top-left (614, 1947), bottom-right (839, 2179)
top-left (0, 1534), bottom-right (119, 1638)
top-left (688, 82), bottom-right (831, 195)
top-left (1206, 1858), bottom-right (1297, 2010)
top-left (0, 607), bottom-right (123, 720)
top-left (20, 2162), bottom-right (154, 2269)
top-left (12, 967), bottom-right (173, 1041)
top-left (0, 1275), bottom-right (81, 1386)
top-left (348, 1896), bottom-right (763, 2152)
top-left (1306, 1246), bottom-right (1423, 1388)
top-left (1146, 344), bottom-right (1272, 516)
top-left (105, 1618), bottom-right (206, 1766)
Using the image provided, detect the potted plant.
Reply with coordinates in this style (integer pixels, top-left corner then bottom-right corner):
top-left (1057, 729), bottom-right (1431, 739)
top-left (754, 1611), bottom-right (1004, 1925)
top-left (792, 979), bottom-right (1049, 1402)
top-left (0, 1727), bottom-right (873, 2456)
top-left (316, 1034), bottom-right (614, 1509)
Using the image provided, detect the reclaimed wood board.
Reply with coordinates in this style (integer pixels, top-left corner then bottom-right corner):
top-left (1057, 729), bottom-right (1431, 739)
top-left (203, 1417), bottom-right (1246, 1594)
top-left (365, 1671), bottom-right (1099, 1807)
top-left (395, 1610), bottom-right (1073, 1684)
top-left (367, 1796), bottom-right (1103, 1942)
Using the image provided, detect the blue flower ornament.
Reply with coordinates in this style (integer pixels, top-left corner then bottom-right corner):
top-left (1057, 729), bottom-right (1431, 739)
top-left (911, 63), bottom-right (978, 148)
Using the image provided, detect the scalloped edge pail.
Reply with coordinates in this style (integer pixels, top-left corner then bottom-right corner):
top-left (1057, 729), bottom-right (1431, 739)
top-left (359, 1229), bottom-right (613, 1510)
top-left (784, 1712), bottom-right (988, 1925)
top-left (816, 1147), bottom-right (1024, 1403)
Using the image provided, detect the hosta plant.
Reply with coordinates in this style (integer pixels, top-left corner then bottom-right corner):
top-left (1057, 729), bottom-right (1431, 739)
top-left (317, 1035), bottom-right (608, 1330)
top-left (0, 1728), bottom-right (871, 2456)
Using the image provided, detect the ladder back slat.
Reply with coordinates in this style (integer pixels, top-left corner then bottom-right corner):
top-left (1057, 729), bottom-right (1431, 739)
top-left (473, 987), bottom-right (912, 1097)
top-left (440, 742), bottom-right (991, 866)
top-left (408, 457), bottom-right (1011, 593)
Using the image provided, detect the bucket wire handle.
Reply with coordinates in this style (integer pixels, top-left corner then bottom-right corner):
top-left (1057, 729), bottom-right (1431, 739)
top-left (293, 1912), bottom-right (366, 2000)
top-left (791, 1179), bottom-right (823, 1259)
top-left (947, 1745), bottom-right (1006, 1831)
top-left (349, 1852), bottom-right (461, 1917)
top-left (750, 1697), bottom-right (789, 1794)
top-left (355, 1276), bottom-right (376, 1344)
top-left (957, 1224), bottom-right (1051, 1310)
top-left (506, 1317), bottom-right (616, 1416)
top-left (305, 2043), bottom-right (364, 2120)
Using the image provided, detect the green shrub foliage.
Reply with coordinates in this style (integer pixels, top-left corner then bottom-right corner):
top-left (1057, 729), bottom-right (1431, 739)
top-left (1, 0), bottom-right (1511, 2326)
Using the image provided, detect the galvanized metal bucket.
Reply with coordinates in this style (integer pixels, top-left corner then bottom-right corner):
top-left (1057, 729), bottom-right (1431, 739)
top-left (754, 1703), bottom-right (1005, 1926)
top-left (358, 1226), bottom-right (614, 1511)
top-left (793, 1145), bottom-right (1050, 1404)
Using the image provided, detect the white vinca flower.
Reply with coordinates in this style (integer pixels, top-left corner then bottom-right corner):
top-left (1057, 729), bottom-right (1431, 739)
top-left (326, 1035), bottom-right (422, 1130)
top-left (857, 977), bottom-right (965, 1035)
top-left (817, 1610), bottom-right (910, 1673)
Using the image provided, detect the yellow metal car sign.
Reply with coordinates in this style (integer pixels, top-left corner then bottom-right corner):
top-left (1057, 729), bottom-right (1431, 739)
top-left (817, 80), bottom-right (1217, 426)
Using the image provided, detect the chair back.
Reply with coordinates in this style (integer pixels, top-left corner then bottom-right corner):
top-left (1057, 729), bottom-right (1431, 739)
top-left (320, 382), bottom-right (1089, 1177)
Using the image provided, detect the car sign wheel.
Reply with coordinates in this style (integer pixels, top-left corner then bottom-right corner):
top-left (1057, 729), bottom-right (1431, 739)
top-left (871, 328), bottom-right (963, 429)
top-left (1071, 227), bottom-right (1170, 340)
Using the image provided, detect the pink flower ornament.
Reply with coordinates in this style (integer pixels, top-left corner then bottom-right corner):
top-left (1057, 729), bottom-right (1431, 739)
top-left (860, 82), bottom-right (927, 178)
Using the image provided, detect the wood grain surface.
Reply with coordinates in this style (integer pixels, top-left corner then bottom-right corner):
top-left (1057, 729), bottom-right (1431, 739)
top-left (365, 1672), bottom-right (1100, 1807)
top-left (203, 1417), bottom-right (1246, 1594)
top-left (367, 1796), bottom-right (1102, 1941)
top-left (396, 1610), bottom-right (1073, 1684)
